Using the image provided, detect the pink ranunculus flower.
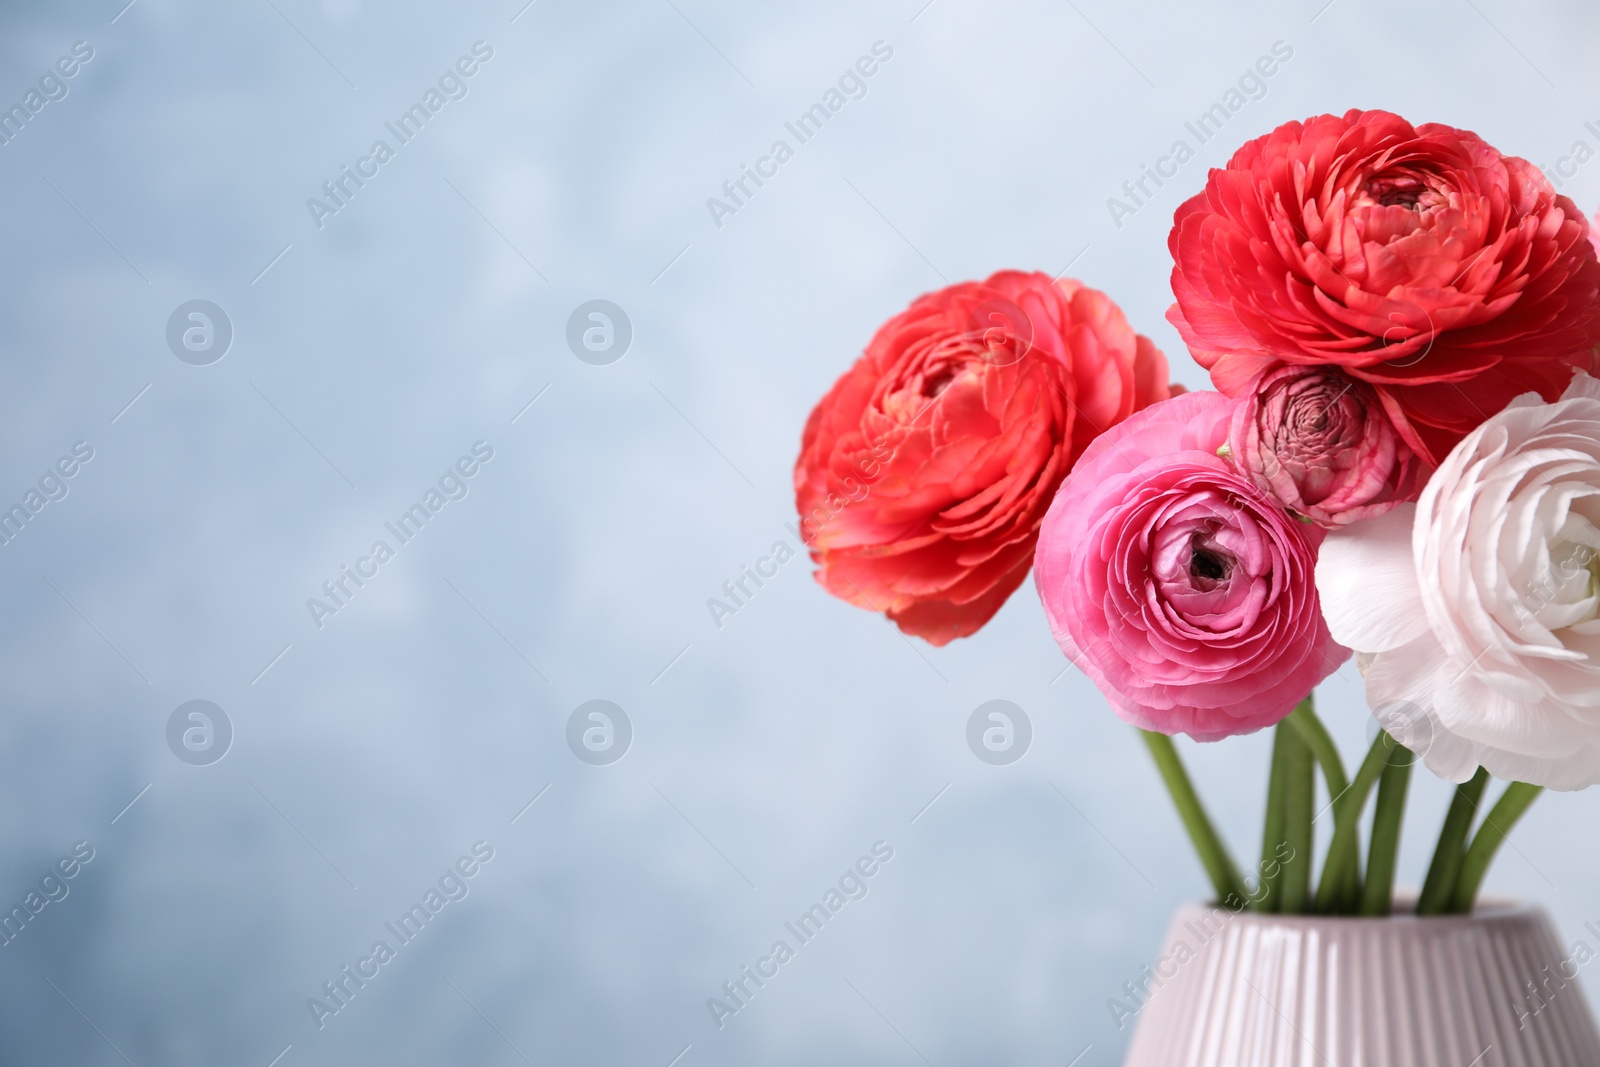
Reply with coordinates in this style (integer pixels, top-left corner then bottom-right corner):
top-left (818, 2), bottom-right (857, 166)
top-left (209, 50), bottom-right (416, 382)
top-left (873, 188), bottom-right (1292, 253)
top-left (1317, 372), bottom-right (1600, 790)
top-left (1035, 391), bottom-right (1349, 741)
top-left (1228, 365), bottom-right (1422, 527)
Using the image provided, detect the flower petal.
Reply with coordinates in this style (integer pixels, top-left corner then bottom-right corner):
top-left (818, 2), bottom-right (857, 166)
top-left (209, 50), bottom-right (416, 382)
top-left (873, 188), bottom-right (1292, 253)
top-left (1315, 504), bottom-right (1430, 652)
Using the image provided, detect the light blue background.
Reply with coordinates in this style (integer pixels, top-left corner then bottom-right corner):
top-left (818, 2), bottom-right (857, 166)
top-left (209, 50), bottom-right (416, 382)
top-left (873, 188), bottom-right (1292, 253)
top-left (1, 0), bottom-right (1598, 1063)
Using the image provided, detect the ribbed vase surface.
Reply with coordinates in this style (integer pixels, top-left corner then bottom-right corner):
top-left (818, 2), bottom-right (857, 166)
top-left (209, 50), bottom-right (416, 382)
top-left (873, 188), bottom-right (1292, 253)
top-left (1123, 900), bottom-right (1600, 1067)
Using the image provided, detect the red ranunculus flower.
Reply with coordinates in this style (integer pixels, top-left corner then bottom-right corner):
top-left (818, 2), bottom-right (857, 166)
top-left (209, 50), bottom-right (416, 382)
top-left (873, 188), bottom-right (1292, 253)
top-left (794, 271), bottom-right (1169, 645)
top-left (1169, 109), bottom-right (1600, 465)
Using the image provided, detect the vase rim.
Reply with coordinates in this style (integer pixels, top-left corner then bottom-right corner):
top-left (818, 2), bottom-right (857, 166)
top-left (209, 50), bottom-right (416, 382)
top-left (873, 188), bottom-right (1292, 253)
top-left (1182, 893), bottom-right (1543, 924)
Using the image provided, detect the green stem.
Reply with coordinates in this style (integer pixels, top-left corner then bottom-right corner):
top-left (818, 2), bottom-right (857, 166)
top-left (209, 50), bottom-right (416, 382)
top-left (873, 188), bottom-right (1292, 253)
top-left (1449, 782), bottom-right (1543, 914)
top-left (1415, 768), bottom-right (1489, 916)
top-left (1257, 723), bottom-right (1292, 913)
top-left (1284, 699), bottom-right (1349, 913)
top-left (1284, 700), bottom-right (1348, 802)
top-left (1314, 733), bottom-right (1389, 914)
top-left (1279, 718), bottom-right (1316, 914)
top-left (1358, 747), bottom-right (1413, 916)
top-left (1141, 730), bottom-right (1248, 907)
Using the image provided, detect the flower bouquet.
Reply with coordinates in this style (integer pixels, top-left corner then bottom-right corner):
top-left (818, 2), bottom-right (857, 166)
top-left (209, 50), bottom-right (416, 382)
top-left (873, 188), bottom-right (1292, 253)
top-left (794, 110), bottom-right (1600, 1064)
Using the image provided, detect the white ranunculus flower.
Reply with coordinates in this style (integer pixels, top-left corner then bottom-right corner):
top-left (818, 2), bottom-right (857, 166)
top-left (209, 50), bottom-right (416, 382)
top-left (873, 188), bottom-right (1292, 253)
top-left (1316, 372), bottom-right (1600, 790)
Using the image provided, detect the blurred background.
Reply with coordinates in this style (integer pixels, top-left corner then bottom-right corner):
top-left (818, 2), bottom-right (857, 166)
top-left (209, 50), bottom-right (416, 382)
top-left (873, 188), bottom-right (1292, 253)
top-left (1, 0), bottom-right (1598, 1063)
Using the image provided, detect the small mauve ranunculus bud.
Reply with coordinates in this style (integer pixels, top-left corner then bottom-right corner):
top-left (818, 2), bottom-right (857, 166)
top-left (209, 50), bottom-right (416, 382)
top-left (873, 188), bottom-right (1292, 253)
top-left (1228, 365), bottom-right (1421, 527)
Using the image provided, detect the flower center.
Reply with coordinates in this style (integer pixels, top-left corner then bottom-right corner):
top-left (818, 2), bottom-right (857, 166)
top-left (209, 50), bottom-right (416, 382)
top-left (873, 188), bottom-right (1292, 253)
top-left (1517, 531), bottom-right (1600, 634)
top-left (1188, 540), bottom-right (1232, 585)
top-left (1555, 541), bottom-right (1600, 606)
top-left (1365, 175), bottom-right (1425, 209)
top-left (1288, 401), bottom-right (1334, 435)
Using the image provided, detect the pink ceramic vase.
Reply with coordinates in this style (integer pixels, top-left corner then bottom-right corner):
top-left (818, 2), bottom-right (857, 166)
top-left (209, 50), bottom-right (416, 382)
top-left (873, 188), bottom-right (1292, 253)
top-left (1122, 900), bottom-right (1600, 1066)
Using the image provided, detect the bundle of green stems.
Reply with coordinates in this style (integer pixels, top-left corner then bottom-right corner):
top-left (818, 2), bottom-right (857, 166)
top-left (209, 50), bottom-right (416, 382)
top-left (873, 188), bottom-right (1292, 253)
top-left (1141, 697), bottom-right (1542, 916)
